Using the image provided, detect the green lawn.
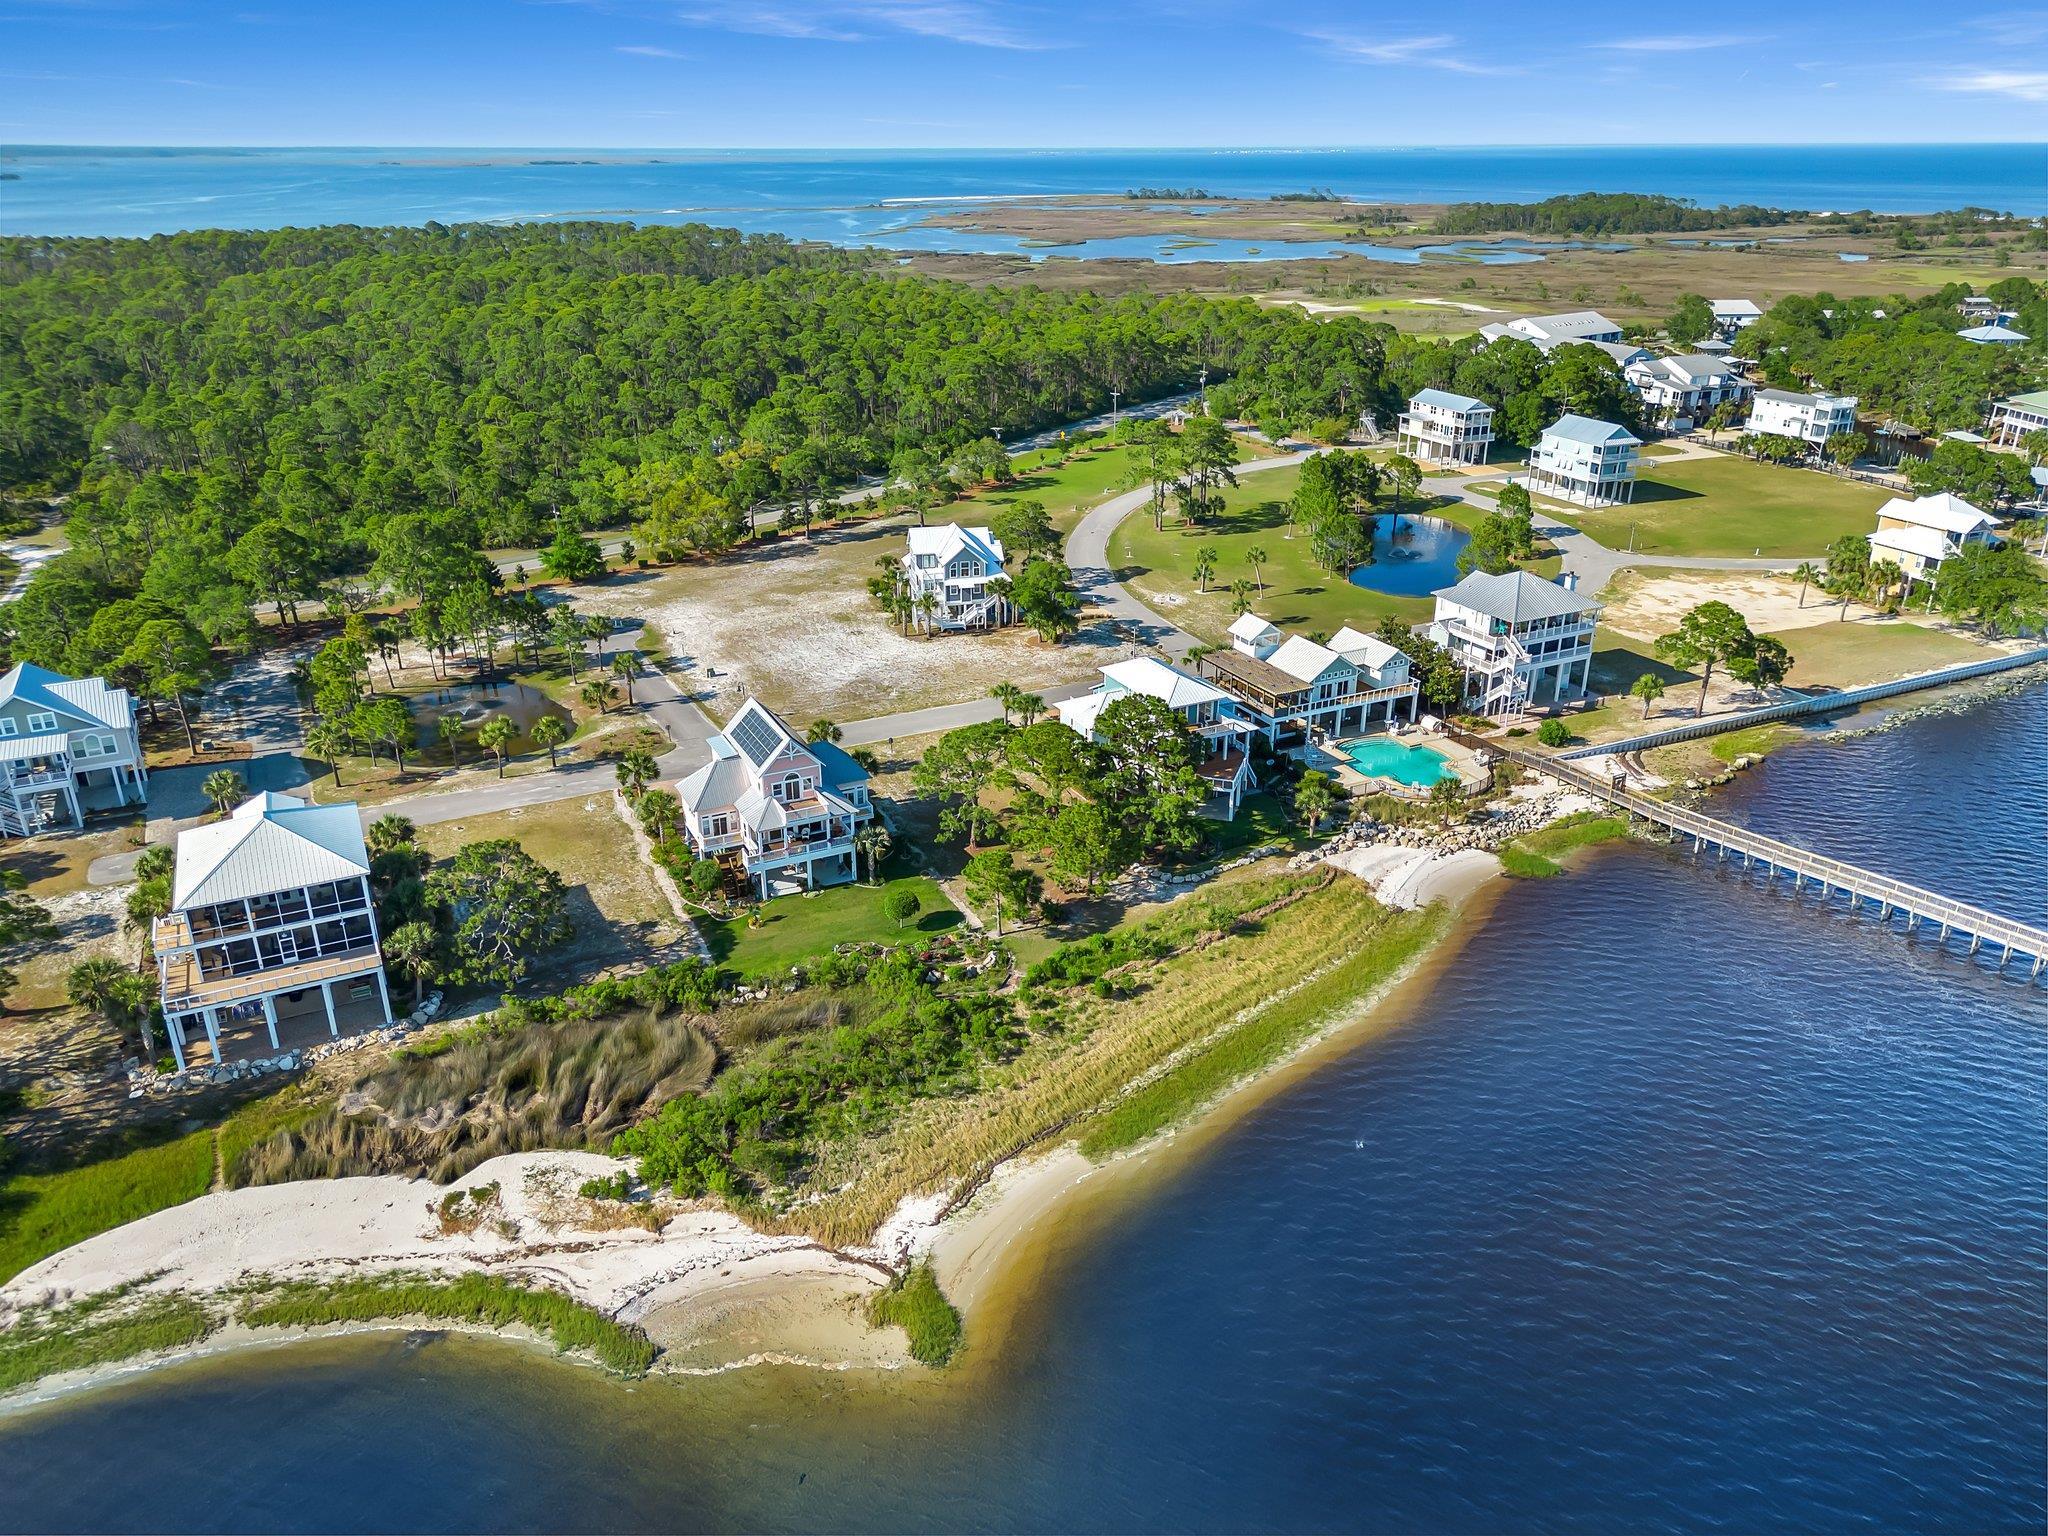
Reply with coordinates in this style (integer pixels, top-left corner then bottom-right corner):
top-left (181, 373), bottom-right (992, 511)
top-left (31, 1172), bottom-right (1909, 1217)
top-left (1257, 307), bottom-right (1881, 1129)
top-left (1108, 467), bottom-right (1552, 645)
top-left (1563, 455), bottom-right (1888, 558)
top-left (701, 875), bottom-right (961, 978)
top-left (1769, 620), bottom-right (1992, 688)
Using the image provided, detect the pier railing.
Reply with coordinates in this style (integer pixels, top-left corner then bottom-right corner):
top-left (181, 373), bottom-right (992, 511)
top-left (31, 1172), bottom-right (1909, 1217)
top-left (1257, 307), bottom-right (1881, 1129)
top-left (1507, 749), bottom-right (2048, 976)
top-left (1555, 646), bottom-right (2048, 761)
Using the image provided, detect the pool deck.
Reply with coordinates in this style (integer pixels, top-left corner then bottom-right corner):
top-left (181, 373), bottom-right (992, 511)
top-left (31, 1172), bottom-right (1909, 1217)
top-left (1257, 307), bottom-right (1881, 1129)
top-left (1311, 729), bottom-right (1491, 798)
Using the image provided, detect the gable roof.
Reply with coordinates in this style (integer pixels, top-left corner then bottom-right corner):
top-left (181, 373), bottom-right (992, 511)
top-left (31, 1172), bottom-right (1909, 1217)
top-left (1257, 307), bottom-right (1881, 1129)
top-left (677, 735), bottom-right (751, 815)
top-left (1516, 310), bottom-right (1621, 340)
top-left (1099, 657), bottom-right (1230, 712)
top-left (1410, 388), bottom-right (1488, 414)
top-left (2000, 389), bottom-right (2048, 411)
top-left (1541, 414), bottom-right (1640, 448)
top-left (807, 738), bottom-right (870, 792)
top-left (1869, 524), bottom-right (1952, 562)
top-left (1875, 492), bottom-right (1998, 537)
top-left (0, 663), bottom-right (128, 731)
top-left (1434, 570), bottom-right (1600, 625)
top-left (1328, 626), bottom-right (1405, 672)
top-left (171, 792), bottom-right (371, 910)
top-left (1265, 635), bottom-right (1351, 687)
top-left (905, 523), bottom-right (1006, 568)
top-left (1958, 325), bottom-right (2028, 343)
top-left (1709, 298), bottom-right (1762, 319)
top-left (723, 696), bottom-right (800, 771)
top-left (1633, 353), bottom-right (1740, 387)
top-left (1229, 612), bottom-right (1281, 645)
top-left (1754, 387), bottom-right (1855, 409)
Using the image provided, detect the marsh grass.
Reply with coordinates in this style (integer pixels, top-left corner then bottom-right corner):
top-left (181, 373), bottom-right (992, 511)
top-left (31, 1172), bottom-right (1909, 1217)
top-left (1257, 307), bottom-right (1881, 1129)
top-left (1499, 813), bottom-right (1632, 880)
top-left (0, 1285), bottom-right (218, 1392)
top-left (867, 1263), bottom-right (963, 1366)
top-left (232, 1008), bottom-right (717, 1188)
top-left (0, 1133), bottom-right (216, 1285)
top-left (237, 1273), bottom-right (657, 1375)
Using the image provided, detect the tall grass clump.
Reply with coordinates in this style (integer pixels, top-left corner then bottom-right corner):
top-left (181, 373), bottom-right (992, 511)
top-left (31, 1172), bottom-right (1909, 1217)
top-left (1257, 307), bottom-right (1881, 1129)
top-left (237, 1273), bottom-right (657, 1375)
top-left (1499, 813), bottom-right (1631, 879)
top-left (0, 1286), bottom-right (219, 1392)
top-left (231, 1007), bottom-right (717, 1188)
top-left (867, 1263), bottom-right (963, 1366)
top-left (0, 1131), bottom-right (217, 1284)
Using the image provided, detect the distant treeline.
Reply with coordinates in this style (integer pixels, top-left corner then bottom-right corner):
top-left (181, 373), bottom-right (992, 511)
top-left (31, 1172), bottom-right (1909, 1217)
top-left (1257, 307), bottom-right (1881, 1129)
top-left (1125, 187), bottom-right (1213, 200)
top-left (1432, 193), bottom-right (1805, 235)
top-left (1269, 189), bottom-right (1343, 203)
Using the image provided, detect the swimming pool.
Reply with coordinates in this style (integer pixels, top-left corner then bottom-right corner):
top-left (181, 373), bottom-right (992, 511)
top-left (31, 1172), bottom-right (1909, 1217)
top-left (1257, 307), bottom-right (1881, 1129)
top-left (1341, 737), bottom-right (1458, 787)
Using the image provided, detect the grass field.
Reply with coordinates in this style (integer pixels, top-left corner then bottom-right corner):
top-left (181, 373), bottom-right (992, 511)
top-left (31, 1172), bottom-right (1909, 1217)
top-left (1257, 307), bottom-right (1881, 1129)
top-left (0, 1129), bottom-right (216, 1284)
top-left (700, 875), bottom-right (960, 979)
top-left (1108, 467), bottom-right (1556, 645)
top-left (1564, 455), bottom-right (1888, 558)
top-left (1767, 620), bottom-right (1993, 688)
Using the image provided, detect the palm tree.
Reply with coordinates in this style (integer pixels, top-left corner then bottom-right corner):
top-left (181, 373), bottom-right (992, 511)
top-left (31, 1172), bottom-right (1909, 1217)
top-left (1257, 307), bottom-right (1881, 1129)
top-left (201, 769), bottom-right (246, 817)
top-left (1228, 579), bottom-right (1255, 617)
top-left (366, 814), bottom-right (416, 858)
top-left (637, 789), bottom-right (681, 841)
top-left (610, 651), bottom-right (637, 706)
top-left (1016, 690), bottom-right (1045, 726)
top-left (1791, 561), bottom-right (1822, 609)
top-left (1246, 545), bottom-right (1268, 593)
top-left (580, 677), bottom-right (615, 715)
top-left (1193, 546), bottom-right (1218, 594)
top-left (305, 720), bottom-right (349, 787)
top-left (381, 921), bottom-right (440, 1011)
top-left (615, 747), bottom-right (659, 800)
top-left (476, 716), bottom-right (515, 777)
top-left (439, 709), bottom-right (465, 766)
top-left (1869, 559), bottom-right (1905, 612)
top-left (531, 714), bottom-right (569, 768)
top-left (1630, 673), bottom-right (1666, 719)
top-left (68, 956), bottom-right (155, 1060)
top-left (853, 822), bottom-right (894, 885)
top-left (991, 682), bottom-right (1025, 725)
top-left (807, 718), bottom-right (842, 744)
top-left (914, 591), bottom-right (939, 636)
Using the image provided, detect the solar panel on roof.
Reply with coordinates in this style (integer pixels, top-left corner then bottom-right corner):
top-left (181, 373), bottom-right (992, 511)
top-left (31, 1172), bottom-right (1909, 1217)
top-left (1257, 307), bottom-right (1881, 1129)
top-left (728, 707), bottom-right (782, 766)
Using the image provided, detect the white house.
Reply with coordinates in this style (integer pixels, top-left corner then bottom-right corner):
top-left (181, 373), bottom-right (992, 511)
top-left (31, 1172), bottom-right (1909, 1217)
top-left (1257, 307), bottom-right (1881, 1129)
top-left (1625, 353), bottom-right (1753, 430)
top-left (676, 697), bottom-right (873, 898)
top-left (1709, 298), bottom-right (1762, 339)
top-left (1423, 571), bottom-right (1602, 716)
top-left (1587, 339), bottom-right (1653, 369)
top-left (1748, 388), bottom-right (1858, 446)
top-left (1867, 492), bottom-right (2001, 587)
top-left (1526, 414), bottom-right (1642, 506)
top-left (152, 792), bottom-right (389, 1073)
top-left (1198, 617), bottom-right (1417, 753)
top-left (0, 663), bottom-right (149, 838)
top-left (1989, 389), bottom-right (2048, 449)
top-left (902, 524), bottom-right (1010, 633)
top-left (1396, 389), bottom-right (1496, 466)
top-left (1478, 310), bottom-right (1624, 352)
top-left (1958, 324), bottom-right (2029, 346)
top-left (1056, 657), bottom-right (1257, 818)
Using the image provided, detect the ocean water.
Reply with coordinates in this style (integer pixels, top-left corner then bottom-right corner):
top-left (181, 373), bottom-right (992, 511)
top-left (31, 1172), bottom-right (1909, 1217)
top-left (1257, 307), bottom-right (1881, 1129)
top-left (2, 144), bottom-right (2042, 245)
top-left (0, 685), bottom-right (2042, 1533)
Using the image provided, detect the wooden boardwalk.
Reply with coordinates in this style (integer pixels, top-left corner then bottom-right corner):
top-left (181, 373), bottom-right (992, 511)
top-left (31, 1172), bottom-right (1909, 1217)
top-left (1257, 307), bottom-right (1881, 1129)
top-left (1509, 749), bottom-right (2048, 979)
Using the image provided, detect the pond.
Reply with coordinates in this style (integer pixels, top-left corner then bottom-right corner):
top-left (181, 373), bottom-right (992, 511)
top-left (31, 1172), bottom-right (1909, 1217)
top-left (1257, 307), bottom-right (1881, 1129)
top-left (405, 678), bottom-right (574, 757)
top-left (1346, 513), bottom-right (1472, 597)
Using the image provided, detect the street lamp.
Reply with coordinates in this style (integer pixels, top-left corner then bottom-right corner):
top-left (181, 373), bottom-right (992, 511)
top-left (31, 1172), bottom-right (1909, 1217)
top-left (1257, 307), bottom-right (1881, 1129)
top-left (1109, 390), bottom-right (1121, 438)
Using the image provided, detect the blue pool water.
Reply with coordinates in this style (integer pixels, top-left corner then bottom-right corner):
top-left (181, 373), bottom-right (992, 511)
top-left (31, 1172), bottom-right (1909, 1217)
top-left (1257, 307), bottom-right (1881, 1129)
top-left (1346, 513), bottom-right (1473, 597)
top-left (1341, 737), bottom-right (1456, 786)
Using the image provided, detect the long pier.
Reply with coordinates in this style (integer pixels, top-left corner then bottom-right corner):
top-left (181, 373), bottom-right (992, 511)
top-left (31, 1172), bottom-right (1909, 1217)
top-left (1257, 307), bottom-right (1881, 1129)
top-left (1504, 748), bottom-right (2048, 980)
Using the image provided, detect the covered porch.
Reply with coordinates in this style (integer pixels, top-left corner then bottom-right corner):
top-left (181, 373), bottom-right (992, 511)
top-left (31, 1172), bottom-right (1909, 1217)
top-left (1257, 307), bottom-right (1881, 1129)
top-left (161, 955), bottom-right (393, 1072)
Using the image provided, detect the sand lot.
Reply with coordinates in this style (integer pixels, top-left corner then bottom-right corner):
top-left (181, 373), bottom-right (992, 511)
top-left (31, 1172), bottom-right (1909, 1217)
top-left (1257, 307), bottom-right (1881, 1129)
top-left (1600, 569), bottom-right (1861, 641)
top-left (576, 511), bottom-right (1136, 725)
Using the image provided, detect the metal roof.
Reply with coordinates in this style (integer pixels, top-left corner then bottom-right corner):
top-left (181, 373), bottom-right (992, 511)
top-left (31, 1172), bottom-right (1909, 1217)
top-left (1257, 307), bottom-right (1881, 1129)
top-left (1434, 570), bottom-right (1601, 625)
top-left (0, 663), bottom-right (131, 732)
top-left (1410, 388), bottom-right (1488, 414)
top-left (171, 793), bottom-right (371, 910)
top-left (1541, 414), bottom-right (1640, 447)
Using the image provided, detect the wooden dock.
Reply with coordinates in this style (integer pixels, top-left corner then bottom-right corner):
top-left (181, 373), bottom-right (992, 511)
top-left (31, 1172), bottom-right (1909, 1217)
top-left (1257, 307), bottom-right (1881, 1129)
top-left (1508, 749), bottom-right (2048, 979)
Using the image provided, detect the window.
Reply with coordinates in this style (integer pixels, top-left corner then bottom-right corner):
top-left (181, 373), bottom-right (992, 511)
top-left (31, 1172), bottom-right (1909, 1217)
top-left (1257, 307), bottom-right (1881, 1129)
top-left (24, 712), bottom-right (56, 734)
top-left (704, 813), bottom-right (730, 838)
top-left (0, 719), bottom-right (16, 738)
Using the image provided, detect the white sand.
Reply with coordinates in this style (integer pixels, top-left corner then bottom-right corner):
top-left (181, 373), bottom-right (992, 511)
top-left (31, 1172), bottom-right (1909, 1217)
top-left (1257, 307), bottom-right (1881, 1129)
top-left (1324, 844), bottom-right (1503, 909)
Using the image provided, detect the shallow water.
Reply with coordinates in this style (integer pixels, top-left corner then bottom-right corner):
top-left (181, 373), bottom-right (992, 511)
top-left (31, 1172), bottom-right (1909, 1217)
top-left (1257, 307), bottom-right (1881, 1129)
top-left (3, 687), bottom-right (2042, 1534)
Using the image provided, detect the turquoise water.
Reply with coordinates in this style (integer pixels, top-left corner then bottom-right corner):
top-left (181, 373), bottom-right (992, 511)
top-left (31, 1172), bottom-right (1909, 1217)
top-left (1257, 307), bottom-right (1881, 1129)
top-left (1341, 736), bottom-right (1456, 786)
top-left (3, 144), bottom-right (2042, 241)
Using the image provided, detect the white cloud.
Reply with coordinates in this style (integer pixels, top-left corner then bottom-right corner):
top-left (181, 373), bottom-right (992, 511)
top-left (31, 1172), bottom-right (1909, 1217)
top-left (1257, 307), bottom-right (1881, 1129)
top-left (1931, 68), bottom-right (2048, 100)
top-left (674, 0), bottom-right (1060, 49)
top-left (1965, 9), bottom-right (2048, 46)
top-left (1594, 34), bottom-right (1756, 52)
top-left (1304, 29), bottom-right (1517, 75)
top-left (616, 42), bottom-right (687, 56)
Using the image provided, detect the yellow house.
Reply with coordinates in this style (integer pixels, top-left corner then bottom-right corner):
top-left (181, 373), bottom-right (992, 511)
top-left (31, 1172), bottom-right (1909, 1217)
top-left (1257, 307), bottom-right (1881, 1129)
top-left (1867, 493), bottom-right (2000, 587)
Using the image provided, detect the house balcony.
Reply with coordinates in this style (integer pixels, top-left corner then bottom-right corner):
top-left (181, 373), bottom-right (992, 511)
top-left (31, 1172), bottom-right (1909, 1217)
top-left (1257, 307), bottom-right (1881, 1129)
top-left (4, 766), bottom-right (71, 793)
top-left (158, 944), bottom-right (384, 1015)
top-left (745, 831), bottom-right (858, 871)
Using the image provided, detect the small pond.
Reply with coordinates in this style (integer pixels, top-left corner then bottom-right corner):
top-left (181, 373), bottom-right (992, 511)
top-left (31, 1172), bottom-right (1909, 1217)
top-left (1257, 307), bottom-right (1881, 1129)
top-left (1346, 513), bottom-right (1472, 597)
top-left (405, 679), bottom-right (574, 756)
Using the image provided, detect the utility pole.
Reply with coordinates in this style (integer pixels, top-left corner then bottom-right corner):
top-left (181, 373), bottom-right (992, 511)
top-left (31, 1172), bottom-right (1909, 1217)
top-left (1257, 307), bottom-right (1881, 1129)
top-left (1110, 390), bottom-right (1121, 439)
top-left (1198, 364), bottom-right (1209, 414)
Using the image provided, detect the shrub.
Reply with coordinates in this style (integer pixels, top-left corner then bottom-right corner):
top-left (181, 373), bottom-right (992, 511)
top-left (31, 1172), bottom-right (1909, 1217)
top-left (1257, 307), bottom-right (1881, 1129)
top-left (882, 887), bottom-right (921, 930)
top-left (578, 1171), bottom-right (633, 1202)
top-left (867, 1263), bottom-right (963, 1365)
top-left (1535, 718), bottom-right (1572, 747)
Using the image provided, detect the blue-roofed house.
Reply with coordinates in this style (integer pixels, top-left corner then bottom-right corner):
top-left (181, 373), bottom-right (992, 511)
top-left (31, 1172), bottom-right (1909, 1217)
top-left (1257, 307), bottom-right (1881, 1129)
top-left (1397, 388), bottom-right (1496, 466)
top-left (0, 662), bottom-right (149, 837)
top-left (1525, 414), bottom-right (1643, 507)
top-left (675, 696), bottom-right (874, 898)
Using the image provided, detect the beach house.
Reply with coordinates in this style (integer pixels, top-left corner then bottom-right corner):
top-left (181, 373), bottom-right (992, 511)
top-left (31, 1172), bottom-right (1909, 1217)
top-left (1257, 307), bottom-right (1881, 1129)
top-left (1989, 389), bottom-right (2048, 449)
top-left (1197, 616), bottom-right (1418, 753)
top-left (1709, 299), bottom-right (1762, 339)
top-left (1056, 657), bottom-right (1257, 819)
top-left (1423, 571), bottom-right (1601, 716)
top-left (1866, 493), bottom-right (2001, 588)
top-left (901, 524), bottom-right (1010, 633)
top-left (0, 663), bottom-right (149, 839)
top-left (1478, 310), bottom-right (1624, 352)
top-left (152, 792), bottom-right (390, 1072)
top-left (1748, 388), bottom-right (1858, 447)
top-left (1396, 389), bottom-right (1496, 466)
top-left (1625, 353), bottom-right (1754, 430)
top-left (1526, 414), bottom-right (1642, 506)
top-left (1957, 324), bottom-right (2029, 346)
top-left (675, 697), bottom-right (873, 898)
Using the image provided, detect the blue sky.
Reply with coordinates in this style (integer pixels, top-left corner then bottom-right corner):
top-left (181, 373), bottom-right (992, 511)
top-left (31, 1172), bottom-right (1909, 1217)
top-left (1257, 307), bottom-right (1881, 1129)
top-left (4, 0), bottom-right (2046, 146)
